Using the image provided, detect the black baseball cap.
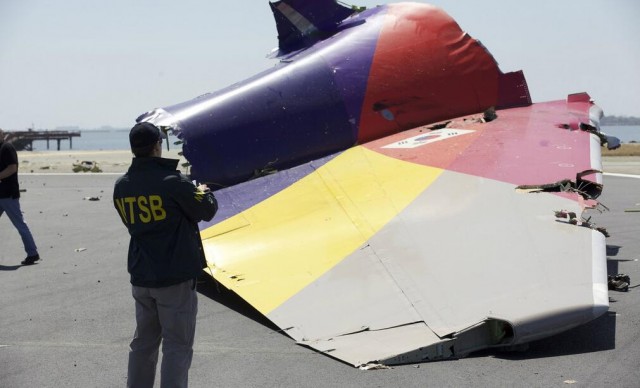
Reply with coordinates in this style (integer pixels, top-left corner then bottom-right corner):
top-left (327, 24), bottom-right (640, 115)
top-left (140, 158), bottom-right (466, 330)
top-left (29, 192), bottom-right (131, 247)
top-left (129, 122), bottom-right (166, 150)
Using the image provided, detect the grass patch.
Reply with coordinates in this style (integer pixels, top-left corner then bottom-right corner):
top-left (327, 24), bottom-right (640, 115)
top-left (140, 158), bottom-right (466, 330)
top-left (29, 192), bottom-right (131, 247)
top-left (602, 143), bottom-right (640, 157)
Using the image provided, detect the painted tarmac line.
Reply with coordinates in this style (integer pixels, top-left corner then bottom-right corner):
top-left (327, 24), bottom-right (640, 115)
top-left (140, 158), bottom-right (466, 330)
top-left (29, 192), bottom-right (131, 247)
top-left (21, 173), bottom-right (123, 176)
top-left (603, 173), bottom-right (640, 179)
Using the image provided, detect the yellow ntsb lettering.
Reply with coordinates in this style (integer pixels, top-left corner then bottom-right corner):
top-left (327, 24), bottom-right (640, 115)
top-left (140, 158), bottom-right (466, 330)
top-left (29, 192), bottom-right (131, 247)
top-left (149, 195), bottom-right (166, 221)
top-left (137, 196), bottom-right (151, 223)
top-left (115, 195), bottom-right (166, 224)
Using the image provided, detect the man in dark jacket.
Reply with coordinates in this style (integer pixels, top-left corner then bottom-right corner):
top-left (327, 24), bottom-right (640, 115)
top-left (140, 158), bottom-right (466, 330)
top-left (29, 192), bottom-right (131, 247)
top-left (0, 128), bottom-right (40, 265)
top-left (114, 122), bottom-right (217, 388)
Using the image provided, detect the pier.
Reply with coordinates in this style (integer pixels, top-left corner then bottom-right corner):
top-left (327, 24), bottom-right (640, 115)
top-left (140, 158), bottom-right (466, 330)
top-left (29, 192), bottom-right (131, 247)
top-left (4, 130), bottom-right (81, 151)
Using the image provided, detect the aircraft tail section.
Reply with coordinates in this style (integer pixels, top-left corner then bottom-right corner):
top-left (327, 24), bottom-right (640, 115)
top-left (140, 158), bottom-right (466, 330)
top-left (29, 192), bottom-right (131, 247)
top-left (270, 0), bottom-right (356, 55)
top-left (497, 70), bottom-right (532, 109)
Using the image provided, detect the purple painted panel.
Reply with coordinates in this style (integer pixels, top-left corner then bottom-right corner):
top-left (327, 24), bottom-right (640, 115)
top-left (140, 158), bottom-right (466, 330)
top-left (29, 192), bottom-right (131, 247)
top-left (163, 57), bottom-right (353, 187)
top-left (149, 7), bottom-right (387, 189)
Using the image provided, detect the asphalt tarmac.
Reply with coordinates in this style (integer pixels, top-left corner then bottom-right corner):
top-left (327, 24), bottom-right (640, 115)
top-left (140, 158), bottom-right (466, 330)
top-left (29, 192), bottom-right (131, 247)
top-left (1, 173), bottom-right (638, 387)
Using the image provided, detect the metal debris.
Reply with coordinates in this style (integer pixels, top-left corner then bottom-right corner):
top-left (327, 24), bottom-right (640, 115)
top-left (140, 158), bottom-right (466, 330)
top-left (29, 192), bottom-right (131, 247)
top-left (359, 363), bottom-right (392, 371)
top-left (516, 170), bottom-right (602, 200)
top-left (72, 161), bottom-right (102, 173)
top-left (578, 123), bottom-right (621, 150)
top-left (554, 211), bottom-right (609, 237)
top-left (608, 274), bottom-right (630, 292)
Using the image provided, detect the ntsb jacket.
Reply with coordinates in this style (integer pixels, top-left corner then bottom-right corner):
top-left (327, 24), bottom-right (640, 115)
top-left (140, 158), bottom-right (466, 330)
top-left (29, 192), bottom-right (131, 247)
top-left (113, 157), bottom-right (218, 287)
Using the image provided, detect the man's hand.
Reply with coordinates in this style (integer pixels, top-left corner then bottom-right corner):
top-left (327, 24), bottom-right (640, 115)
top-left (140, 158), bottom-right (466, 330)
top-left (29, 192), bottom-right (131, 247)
top-left (196, 183), bottom-right (210, 193)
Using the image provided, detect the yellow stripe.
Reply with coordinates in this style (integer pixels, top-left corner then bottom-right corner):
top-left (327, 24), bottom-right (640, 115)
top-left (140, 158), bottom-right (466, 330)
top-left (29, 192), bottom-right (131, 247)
top-left (201, 147), bottom-right (443, 314)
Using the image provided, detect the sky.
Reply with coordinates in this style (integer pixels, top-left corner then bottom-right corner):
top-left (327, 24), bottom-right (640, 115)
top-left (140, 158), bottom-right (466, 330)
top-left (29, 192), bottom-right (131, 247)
top-left (0, 0), bottom-right (639, 130)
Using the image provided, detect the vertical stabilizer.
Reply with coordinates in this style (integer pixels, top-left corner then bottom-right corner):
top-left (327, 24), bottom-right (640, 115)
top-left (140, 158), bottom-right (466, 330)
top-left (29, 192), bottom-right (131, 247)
top-left (270, 0), bottom-right (356, 54)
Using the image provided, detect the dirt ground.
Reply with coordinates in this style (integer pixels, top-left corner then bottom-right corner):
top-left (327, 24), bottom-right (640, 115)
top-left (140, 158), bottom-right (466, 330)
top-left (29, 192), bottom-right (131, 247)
top-left (602, 143), bottom-right (640, 157)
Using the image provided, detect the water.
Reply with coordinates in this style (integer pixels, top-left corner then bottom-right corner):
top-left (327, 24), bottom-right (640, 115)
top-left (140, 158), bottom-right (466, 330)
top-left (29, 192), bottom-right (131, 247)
top-left (27, 125), bottom-right (640, 151)
top-left (600, 125), bottom-right (640, 143)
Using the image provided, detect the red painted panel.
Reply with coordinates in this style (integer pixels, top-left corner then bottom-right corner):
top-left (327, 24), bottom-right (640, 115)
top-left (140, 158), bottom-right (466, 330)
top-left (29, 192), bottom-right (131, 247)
top-left (367, 96), bottom-right (597, 188)
top-left (358, 3), bottom-right (501, 143)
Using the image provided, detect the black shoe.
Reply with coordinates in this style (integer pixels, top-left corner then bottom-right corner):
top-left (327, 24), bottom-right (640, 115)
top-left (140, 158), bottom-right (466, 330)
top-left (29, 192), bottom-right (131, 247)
top-left (21, 254), bottom-right (41, 265)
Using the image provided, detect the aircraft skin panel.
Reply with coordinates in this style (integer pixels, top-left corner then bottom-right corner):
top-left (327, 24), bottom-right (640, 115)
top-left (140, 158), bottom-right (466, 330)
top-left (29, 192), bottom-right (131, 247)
top-left (299, 322), bottom-right (443, 367)
top-left (268, 243), bottom-right (424, 342)
top-left (591, 230), bottom-right (609, 315)
top-left (366, 170), bottom-right (606, 338)
top-left (264, 171), bottom-right (606, 365)
top-left (198, 153), bottom-right (339, 231)
top-left (368, 97), bottom-right (598, 186)
top-left (140, 3), bottom-right (508, 187)
top-left (198, 94), bottom-right (607, 366)
top-left (316, 6), bottom-right (386, 135)
top-left (152, 7), bottom-right (387, 186)
top-left (447, 100), bottom-right (597, 185)
top-left (270, 0), bottom-right (359, 55)
top-left (202, 146), bottom-right (443, 315)
top-left (358, 3), bottom-right (501, 143)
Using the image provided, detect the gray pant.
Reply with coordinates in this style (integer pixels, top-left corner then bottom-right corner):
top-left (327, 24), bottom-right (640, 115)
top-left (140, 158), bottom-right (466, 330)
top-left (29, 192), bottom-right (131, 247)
top-left (128, 279), bottom-right (198, 388)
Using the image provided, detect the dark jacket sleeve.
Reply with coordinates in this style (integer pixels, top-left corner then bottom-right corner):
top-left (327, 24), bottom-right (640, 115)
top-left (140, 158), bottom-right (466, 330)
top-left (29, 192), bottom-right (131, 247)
top-left (167, 174), bottom-right (218, 223)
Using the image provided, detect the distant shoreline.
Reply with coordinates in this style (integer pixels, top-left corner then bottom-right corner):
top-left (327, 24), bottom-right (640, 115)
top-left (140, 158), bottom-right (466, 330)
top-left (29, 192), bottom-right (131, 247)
top-left (16, 147), bottom-right (640, 176)
top-left (600, 116), bottom-right (640, 126)
top-left (17, 149), bottom-right (187, 175)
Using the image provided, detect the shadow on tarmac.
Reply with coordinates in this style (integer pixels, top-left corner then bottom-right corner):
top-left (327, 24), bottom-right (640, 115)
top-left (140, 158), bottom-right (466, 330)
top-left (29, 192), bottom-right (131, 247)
top-left (196, 274), bottom-right (281, 333)
top-left (607, 244), bottom-right (621, 256)
top-left (485, 311), bottom-right (617, 361)
top-left (0, 264), bottom-right (23, 271)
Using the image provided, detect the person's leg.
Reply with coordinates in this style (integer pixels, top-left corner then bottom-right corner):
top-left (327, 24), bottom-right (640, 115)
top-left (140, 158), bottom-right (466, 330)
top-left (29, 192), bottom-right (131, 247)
top-left (154, 279), bottom-right (198, 388)
top-left (0, 198), bottom-right (38, 257)
top-left (128, 285), bottom-right (162, 388)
